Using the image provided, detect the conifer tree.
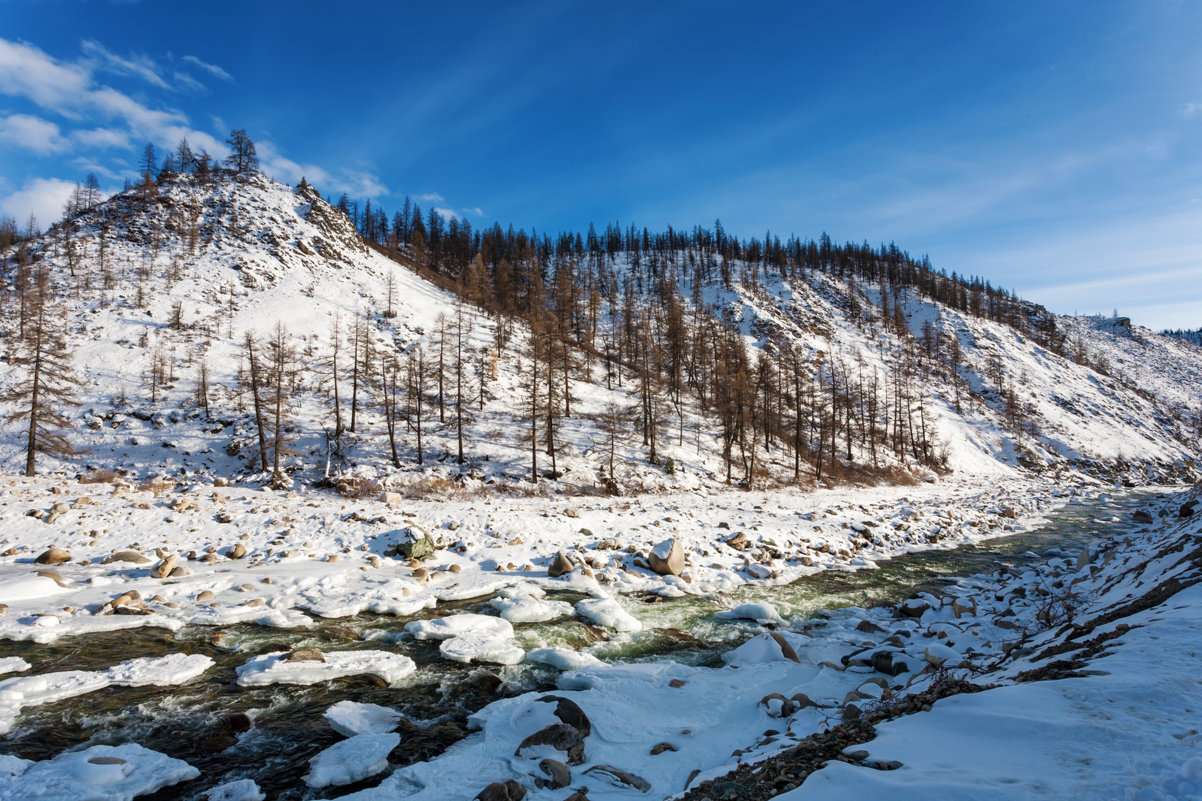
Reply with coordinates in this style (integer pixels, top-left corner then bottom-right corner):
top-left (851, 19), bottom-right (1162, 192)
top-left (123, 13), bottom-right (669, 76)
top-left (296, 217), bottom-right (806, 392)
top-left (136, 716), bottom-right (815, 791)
top-left (2, 269), bottom-right (79, 476)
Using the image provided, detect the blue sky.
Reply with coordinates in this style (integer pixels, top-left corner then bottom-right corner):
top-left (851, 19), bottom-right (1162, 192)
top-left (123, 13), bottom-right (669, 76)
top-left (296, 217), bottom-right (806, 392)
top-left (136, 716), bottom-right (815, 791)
top-left (1, 1), bottom-right (1200, 329)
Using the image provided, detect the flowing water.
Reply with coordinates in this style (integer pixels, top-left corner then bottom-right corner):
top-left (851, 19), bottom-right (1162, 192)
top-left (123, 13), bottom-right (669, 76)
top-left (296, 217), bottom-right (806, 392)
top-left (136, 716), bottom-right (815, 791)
top-left (0, 488), bottom-right (1172, 799)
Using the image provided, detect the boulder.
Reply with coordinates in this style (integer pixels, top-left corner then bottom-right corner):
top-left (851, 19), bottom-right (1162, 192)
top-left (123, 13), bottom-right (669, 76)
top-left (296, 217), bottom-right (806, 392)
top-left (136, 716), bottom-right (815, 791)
top-left (381, 491), bottom-right (403, 505)
top-left (35, 569), bottom-right (70, 587)
top-left (537, 695), bottom-right (591, 737)
top-left (45, 502), bottom-right (72, 524)
top-left (515, 723), bottom-right (584, 763)
top-left (388, 526), bottom-right (436, 561)
top-left (769, 632), bottom-right (801, 662)
top-left (647, 538), bottom-right (684, 576)
top-left (898, 598), bottom-right (931, 618)
top-left (1180, 501), bottom-right (1197, 519)
top-left (547, 551), bottom-right (574, 578)
top-left (723, 531), bottom-right (751, 551)
top-left (871, 650), bottom-right (911, 676)
top-left (229, 543), bottom-right (247, 559)
top-left (475, 781), bottom-right (525, 801)
top-left (1133, 510), bottom-right (1154, 524)
top-left (101, 551), bottom-right (151, 565)
top-left (759, 692), bottom-right (796, 717)
top-left (35, 547), bottom-right (71, 565)
top-left (584, 765), bottom-right (650, 792)
top-left (153, 555), bottom-right (179, 578)
top-left (536, 758), bottom-right (571, 789)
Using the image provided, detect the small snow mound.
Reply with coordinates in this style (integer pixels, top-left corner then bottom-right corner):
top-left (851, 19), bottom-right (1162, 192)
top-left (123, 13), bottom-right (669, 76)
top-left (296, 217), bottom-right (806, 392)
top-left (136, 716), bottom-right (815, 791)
top-left (324, 700), bottom-right (402, 737)
top-left (235, 650), bottom-right (415, 688)
top-left (439, 635), bottom-right (524, 665)
top-left (405, 613), bottom-right (514, 641)
top-left (489, 595), bottom-right (573, 623)
top-left (716, 602), bottom-right (784, 624)
top-left (9, 743), bottom-right (198, 801)
top-left (525, 647), bottom-right (605, 671)
top-left (574, 598), bottom-right (642, 631)
top-left (305, 732), bottom-right (400, 788)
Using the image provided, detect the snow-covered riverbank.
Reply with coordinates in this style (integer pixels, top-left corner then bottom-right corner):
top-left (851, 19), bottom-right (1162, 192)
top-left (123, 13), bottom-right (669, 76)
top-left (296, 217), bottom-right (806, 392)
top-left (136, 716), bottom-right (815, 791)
top-left (0, 476), bottom-right (1197, 800)
top-left (0, 474), bottom-right (1082, 646)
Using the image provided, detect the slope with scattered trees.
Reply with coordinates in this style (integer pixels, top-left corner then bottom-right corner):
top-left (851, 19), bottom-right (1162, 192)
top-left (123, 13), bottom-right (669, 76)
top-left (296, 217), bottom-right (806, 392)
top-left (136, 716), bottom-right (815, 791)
top-left (0, 147), bottom-right (1198, 493)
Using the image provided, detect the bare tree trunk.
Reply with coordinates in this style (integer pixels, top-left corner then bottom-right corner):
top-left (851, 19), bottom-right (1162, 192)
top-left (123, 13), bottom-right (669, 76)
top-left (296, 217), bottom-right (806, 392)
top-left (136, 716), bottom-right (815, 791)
top-left (244, 333), bottom-right (270, 473)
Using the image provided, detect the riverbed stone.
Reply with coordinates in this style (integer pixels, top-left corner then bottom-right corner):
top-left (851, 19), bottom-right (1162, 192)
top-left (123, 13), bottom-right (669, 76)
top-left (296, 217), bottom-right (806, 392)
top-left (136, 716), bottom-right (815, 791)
top-left (537, 695), bottom-right (592, 737)
top-left (536, 758), bottom-right (571, 789)
top-left (285, 648), bottom-right (325, 663)
top-left (515, 723), bottom-right (585, 763)
top-left (388, 525), bottom-right (436, 561)
top-left (548, 551), bottom-right (574, 577)
top-left (45, 502), bottom-right (72, 524)
top-left (102, 550), bottom-right (151, 565)
top-left (724, 531), bottom-right (751, 550)
top-left (153, 554), bottom-right (178, 578)
top-left (584, 764), bottom-right (651, 792)
top-left (648, 538), bottom-right (684, 576)
top-left (35, 547), bottom-right (71, 565)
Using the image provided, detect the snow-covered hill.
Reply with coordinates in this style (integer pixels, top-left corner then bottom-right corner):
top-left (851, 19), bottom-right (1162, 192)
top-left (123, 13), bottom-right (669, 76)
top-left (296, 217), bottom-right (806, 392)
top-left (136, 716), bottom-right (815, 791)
top-left (0, 172), bottom-right (1197, 491)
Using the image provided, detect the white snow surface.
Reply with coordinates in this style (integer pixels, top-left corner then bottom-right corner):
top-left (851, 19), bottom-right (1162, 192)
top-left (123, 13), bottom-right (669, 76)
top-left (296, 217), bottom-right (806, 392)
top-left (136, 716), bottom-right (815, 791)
top-left (489, 595), bottom-right (573, 624)
top-left (323, 700), bottom-right (403, 737)
top-left (439, 634), bottom-right (525, 666)
top-left (0, 743), bottom-right (198, 801)
top-left (305, 733), bottom-right (400, 788)
top-left (573, 597), bottom-right (643, 632)
top-left (234, 650), bottom-right (415, 688)
top-left (405, 614), bottom-right (513, 642)
top-left (328, 487), bottom-right (1202, 801)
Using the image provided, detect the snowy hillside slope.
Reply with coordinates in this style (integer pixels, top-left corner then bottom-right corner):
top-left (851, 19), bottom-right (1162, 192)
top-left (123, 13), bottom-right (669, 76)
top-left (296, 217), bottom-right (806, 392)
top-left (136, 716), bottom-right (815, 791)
top-left (0, 172), bottom-right (1197, 491)
top-left (681, 264), bottom-right (1199, 479)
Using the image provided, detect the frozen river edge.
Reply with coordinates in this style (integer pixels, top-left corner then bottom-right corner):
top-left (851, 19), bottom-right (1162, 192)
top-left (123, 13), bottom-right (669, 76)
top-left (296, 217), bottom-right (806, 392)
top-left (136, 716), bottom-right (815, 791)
top-left (0, 475), bottom-right (1197, 800)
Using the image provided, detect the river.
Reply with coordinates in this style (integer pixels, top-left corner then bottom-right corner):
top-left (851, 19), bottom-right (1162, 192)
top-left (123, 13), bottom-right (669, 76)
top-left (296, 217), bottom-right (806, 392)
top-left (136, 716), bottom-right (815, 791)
top-left (0, 488), bottom-right (1162, 799)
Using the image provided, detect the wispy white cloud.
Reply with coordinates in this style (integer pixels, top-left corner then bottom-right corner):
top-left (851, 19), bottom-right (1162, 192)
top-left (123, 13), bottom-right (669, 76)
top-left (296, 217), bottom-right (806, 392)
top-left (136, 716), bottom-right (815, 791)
top-left (81, 40), bottom-right (168, 89)
top-left (181, 54), bottom-right (233, 83)
top-left (0, 36), bottom-right (220, 162)
top-left (256, 141), bottom-right (388, 198)
top-left (434, 207), bottom-right (457, 220)
top-left (0, 177), bottom-right (78, 227)
top-left (0, 38), bottom-right (377, 211)
top-left (416, 192), bottom-right (444, 203)
top-left (0, 113), bottom-right (69, 153)
top-left (172, 71), bottom-right (205, 92)
top-left (1181, 102), bottom-right (1202, 118)
top-left (0, 38), bottom-right (91, 112)
top-left (72, 126), bottom-right (132, 150)
top-left (462, 206), bottom-right (485, 217)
